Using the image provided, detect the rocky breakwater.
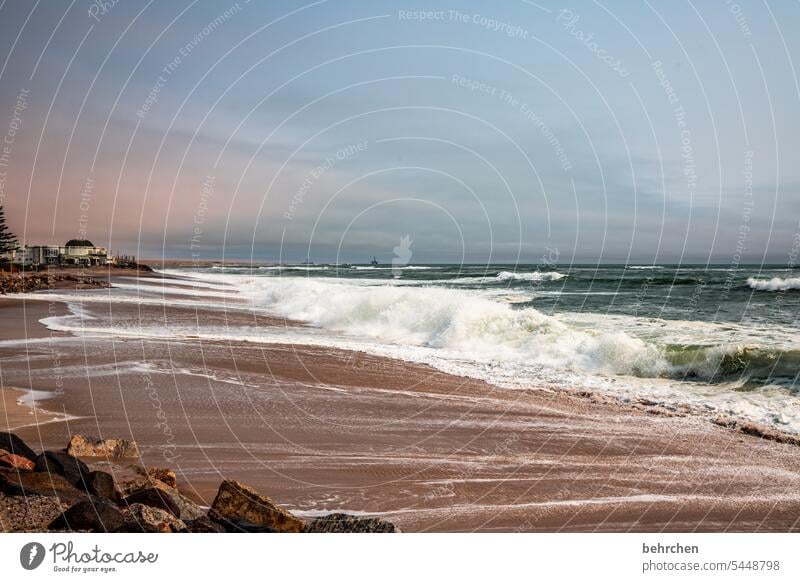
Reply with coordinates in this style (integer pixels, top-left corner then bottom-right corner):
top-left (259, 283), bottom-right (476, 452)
top-left (0, 431), bottom-right (400, 533)
top-left (0, 273), bottom-right (110, 294)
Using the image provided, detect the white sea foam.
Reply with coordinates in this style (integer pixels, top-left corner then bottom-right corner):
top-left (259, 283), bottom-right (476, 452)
top-left (747, 276), bottom-right (800, 291)
top-left (448, 271), bottom-right (566, 284)
top-left (224, 276), bottom-right (664, 377)
top-left (495, 271), bottom-right (566, 281)
top-left (626, 265), bottom-right (663, 270)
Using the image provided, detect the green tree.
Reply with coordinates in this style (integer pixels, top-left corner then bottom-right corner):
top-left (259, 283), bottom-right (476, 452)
top-left (0, 205), bottom-right (19, 254)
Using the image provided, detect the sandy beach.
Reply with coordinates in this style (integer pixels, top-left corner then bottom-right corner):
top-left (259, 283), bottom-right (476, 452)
top-left (1, 274), bottom-right (800, 532)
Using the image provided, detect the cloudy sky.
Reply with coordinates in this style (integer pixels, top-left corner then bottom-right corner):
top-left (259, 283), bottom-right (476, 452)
top-left (0, 0), bottom-right (798, 264)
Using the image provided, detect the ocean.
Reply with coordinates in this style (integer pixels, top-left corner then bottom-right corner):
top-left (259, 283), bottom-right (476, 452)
top-left (39, 263), bottom-right (800, 433)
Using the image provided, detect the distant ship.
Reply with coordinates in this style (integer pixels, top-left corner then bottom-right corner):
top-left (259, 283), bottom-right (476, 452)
top-left (370, 256), bottom-right (378, 266)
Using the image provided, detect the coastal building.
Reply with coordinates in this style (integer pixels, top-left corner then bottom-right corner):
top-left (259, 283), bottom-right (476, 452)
top-left (1, 239), bottom-right (112, 267)
top-left (60, 239), bottom-right (110, 266)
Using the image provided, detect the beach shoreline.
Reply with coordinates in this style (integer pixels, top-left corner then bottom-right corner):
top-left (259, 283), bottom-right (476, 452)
top-left (1, 276), bottom-right (800, 531)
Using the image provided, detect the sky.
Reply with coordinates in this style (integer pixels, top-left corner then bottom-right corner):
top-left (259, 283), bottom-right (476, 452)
top-left (0, 0), bottom-right (798, 264)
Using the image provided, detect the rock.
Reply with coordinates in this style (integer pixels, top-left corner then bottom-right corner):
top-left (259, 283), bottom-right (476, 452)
top-left (119, 469), bottom-right (173, 495)
top-left (0, 470), bottom-right (87, 505)
top-left (144, 468), bottom-right (177, 488)
top-left (34, 451), bottom-right (89, 487)
top-left (125, 504), bottom-right (186, 533)
top-left (303, 513), bottom-right (400, 533)
top-left (48, 498), bottom-right (125, 532)
top-left (0, 454), bottom-right (35, 471)
top-left (86, 462), bottom-right (147, 495)
top-left (84, 471), bottom-right (120, 501)
top-left (209, 480), bottom-right (304, 533)
top-left (0, 432), bottom-right (37, 462)
top-left (66, 435), bottom-right (140, 459)
top-left (122, 487), bottom-right (180, 517)
top-left (119, 476), bottom-right (160, 496)
top-left (167, 491), bottom-right (205, 521)
top-left (114, 469), bottom-right (204, 520)
top-left (129, 465), bottom-right (178, 489)
top-left (183, 515), bottom-right (226, 533)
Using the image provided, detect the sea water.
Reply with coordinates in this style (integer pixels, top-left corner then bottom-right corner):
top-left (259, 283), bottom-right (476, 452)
top-left (31, 263), bottom-right (800, 433)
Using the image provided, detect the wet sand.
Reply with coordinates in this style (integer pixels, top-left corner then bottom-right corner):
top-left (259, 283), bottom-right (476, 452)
top-left (1, 287), bottom-right (799, 532)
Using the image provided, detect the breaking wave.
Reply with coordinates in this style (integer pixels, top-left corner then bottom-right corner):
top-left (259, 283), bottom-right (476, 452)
top-left (747, 277), bottom-right (800, 292)
top-left (238, 277), bottom-right (663, 376)
top-left (228, 276), bottom-right (798, 387)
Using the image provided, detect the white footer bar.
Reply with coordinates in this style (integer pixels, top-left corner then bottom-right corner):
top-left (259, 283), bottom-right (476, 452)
top-left (1, 533), bottom-right (796, 581)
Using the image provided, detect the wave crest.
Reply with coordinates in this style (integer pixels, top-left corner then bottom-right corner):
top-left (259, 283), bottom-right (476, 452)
top-left (747, 277), bottom-right (800, 291)
top-left (241, 277), bottom-right (664, 377)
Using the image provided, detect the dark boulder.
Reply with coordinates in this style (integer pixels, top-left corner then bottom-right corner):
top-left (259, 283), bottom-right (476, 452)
top-left (85, 471), bottom-right (120, 502)
top-left (85, 461), bottom-right (147, 495)
top-left (304, 513), bottom-right (400, 533)
top-left (34, 451), bottom-right (89, 487)
top-left (48, 498), bottom-right (125, 532)
top-left (166, 490), bottom-right (205, 521)
top-left (0, 432), bottom-right (37, 462)
top-left (1, 470), bottom-right (86, 505)
top-left (122, 487), bottom-right (180, 517)
top-left (112, 468), bottom-right (203, 520)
